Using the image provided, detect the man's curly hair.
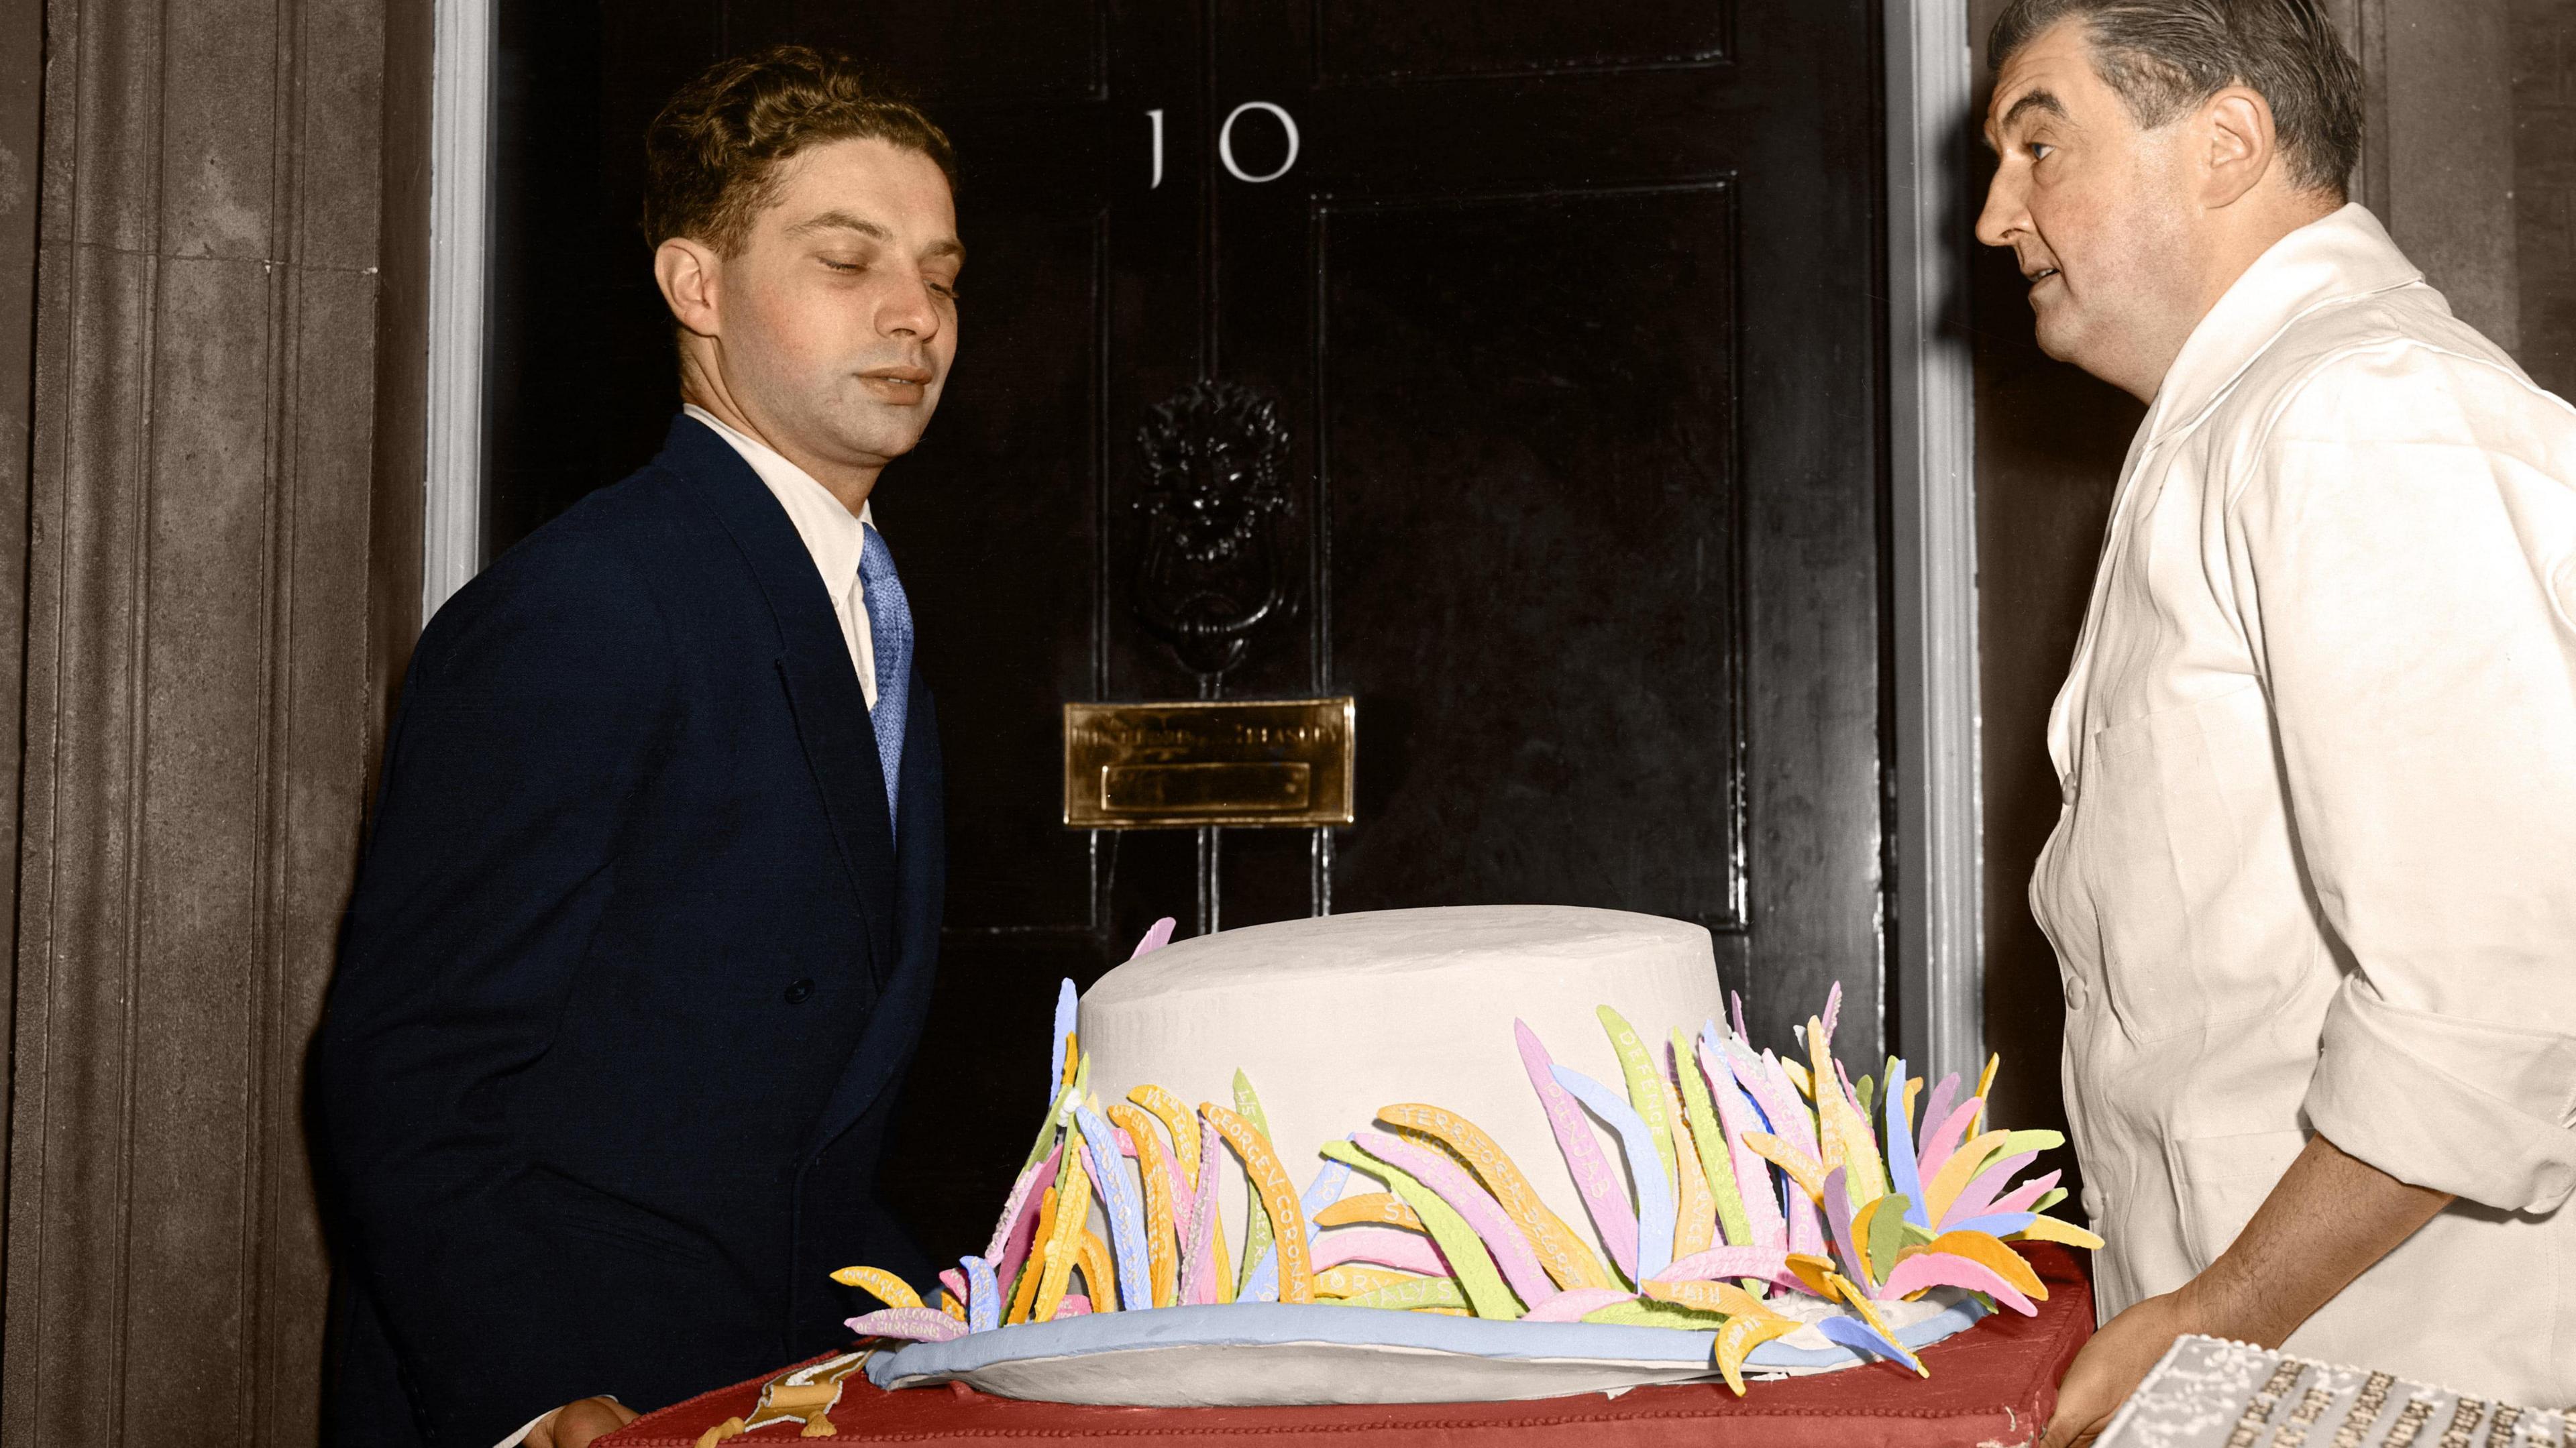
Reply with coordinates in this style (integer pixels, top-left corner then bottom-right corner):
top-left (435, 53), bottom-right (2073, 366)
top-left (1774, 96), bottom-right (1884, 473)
top-left (642, 45), bottom-right (956, 256)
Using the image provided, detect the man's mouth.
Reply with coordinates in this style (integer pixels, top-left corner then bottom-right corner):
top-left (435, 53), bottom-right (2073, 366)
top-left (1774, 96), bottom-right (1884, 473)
top-left (2026, 266), bottom-right (2061, 286)
top-left (857, 366), bottom-right (934, 402)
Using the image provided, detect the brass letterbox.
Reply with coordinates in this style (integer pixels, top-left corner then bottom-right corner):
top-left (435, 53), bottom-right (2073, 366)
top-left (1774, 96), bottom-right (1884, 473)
top-left (1062, 697), bottom-right (1355, 829)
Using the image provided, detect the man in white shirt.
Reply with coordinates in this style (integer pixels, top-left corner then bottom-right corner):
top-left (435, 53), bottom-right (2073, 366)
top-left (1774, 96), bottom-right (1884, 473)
top-left (318, 47), bottom-right (962, 1448)
top-left (1978, 1), bottom-right (2576, 1438)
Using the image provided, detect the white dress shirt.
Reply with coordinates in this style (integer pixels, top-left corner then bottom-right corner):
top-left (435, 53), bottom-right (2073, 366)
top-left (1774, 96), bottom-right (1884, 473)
top-left (684, 403), bottom-right (882, 706)
top-left (2035, 204), bottom-right (2576, 1406)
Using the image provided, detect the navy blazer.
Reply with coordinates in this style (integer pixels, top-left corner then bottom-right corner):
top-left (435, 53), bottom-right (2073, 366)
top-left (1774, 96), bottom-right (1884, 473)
top-left (315, 416), bottom-right (944, 1447)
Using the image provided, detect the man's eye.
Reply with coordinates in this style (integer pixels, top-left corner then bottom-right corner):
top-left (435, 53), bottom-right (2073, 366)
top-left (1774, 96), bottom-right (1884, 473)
top-left (822, 258), bottom-right (865, 273)
top-left (2031, 142), bottom-right (2055, 161)
top-left (930, 281), bottom-right (961, 301)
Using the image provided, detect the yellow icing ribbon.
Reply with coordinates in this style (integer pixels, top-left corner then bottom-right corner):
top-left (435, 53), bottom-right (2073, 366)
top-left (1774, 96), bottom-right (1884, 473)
top-left (1077, 1228), bottom-right (1120, 1313)
top-left (1902, 1230), bottom-right (2049, 1302)
top-left (1314, 1264), bottom-right (1419, 1298)
top-left (1204, 1102), bottom-right (1312, 1304)
top-left (1032, 1125), bottom-right (1095, 1322)
top-left (827, 1266), bottom-right (922, 1312)
top-left (1674, 1027), bottom-right (1754, 1251)
top-left (1780, 1057), bottom-right (1815, 1099)
top-left (1809, 1015), bottom-right (1887, 1203)
top-left (938, 1294), bottom-right (966, 1323)
top-left (1108, 1101), bottom-right (1181, 1308)
top-left (1922, 1129), bottom-right (2010, 1226)
top-left (1375, 1103), bottom-right (1611, 1291)
top-left (1313, 1192), bottom-right (1425, 1231)
top-left (2013, 1215), bottom-right (2104, 1250)
top-left (1660, 1072), bottom-right (1717, 1262)
top-left (1744, 1131), bottom-right (1829, 1203)
top-left (1972, 1054), bottom-right (2000, 1137)
top-left (1128, 1084), bottom-right (1201, 1188)
top-left (1714, 1311), bottom-right (1803, 1395)
top-left (1784, 1251), bottom-right (1839, 1298)
top-left (1903, 1075), bottom-right (1924, 1132)
top-left (1230, 1073), bottom-right (1279, 1296)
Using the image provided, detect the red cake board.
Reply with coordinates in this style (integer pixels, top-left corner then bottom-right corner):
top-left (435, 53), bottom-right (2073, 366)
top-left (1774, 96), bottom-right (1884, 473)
top-left (605, 1243), bottom-right (2091, 1448)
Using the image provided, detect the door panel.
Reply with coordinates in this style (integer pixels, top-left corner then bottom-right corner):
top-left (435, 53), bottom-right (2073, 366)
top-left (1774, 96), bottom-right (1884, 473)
top-left (484, 0), bottom-right (1886, 1272)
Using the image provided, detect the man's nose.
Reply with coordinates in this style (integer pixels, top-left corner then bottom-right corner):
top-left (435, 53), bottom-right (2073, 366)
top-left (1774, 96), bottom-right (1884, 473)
top-left (879, 271), bottom-right (941, 341)
top-left (1974, 164), bottom-right (2025, 251)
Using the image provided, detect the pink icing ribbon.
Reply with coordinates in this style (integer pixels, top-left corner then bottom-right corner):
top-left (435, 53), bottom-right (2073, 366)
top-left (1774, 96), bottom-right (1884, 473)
top-left (1915, 1074), bottom-right (1963, 1163)
top-left (1941, 1151), bottom-right (2037, 1229)
top-left (1178, 1115), bottom-right (1223, 1305)
top-left (1310, 1225), bottom-right (1448, 1276)
top-left (845, 1308), bottom-right (968, 1343)
top-left (1351, 1129), bottom-right (1558, 1312)
top-left (1699, 1040), bottom-right (1786, 1251)
top-left (1516, 1020), bottom-right (1639, 1284)
top-left (1656, 1244), bottom-right (1796, 1289)
top-left (1988, 1168), bottom-right (2062, 1217)
top-left (1876, 1251), bottom-right (2037, 1316)
top-left (986, 1143), bottom-right (1062, 1290)
top-left (1915, 1099), bottom-right (1983, 1185)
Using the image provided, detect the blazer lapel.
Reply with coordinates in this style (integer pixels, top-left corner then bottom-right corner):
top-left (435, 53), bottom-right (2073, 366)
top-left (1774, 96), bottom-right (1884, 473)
top-left (661, 416), bottom-right (900, 978)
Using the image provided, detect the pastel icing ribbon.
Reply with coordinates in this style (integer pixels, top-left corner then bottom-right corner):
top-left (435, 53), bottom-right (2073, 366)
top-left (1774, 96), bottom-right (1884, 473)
top-left (1521, 1287), bottom-right (1634, 1323)
top-left (986, 1143), bottom-right (1060, 1298)
top-left (1048, 977), bottom-right (1078, 1102)
top-left (1107, 1100), bottom-right (1181, 1306)
top-left (1515, 1020), bottom-right (1640, 1284)
top-left (1128, 916), bottom-right (1177, 958)
top-left (1339, 1276), bottom-right (1469, 1313)
top-left (1550, 1062), bottom-right (1675, 1282)
top-left (961, 1254), bottom-right (1000, 1331)
top-left (1941, 1150), bottom-right (2037, 1229)
top-left (1314, 1192), bottom-right (1424, 1231)
top-left (1323, 1139), bottom-right (1520, 1320)
top-left (1127, 1084), bottom-right (1202, 1190)
top-left (1715, 1311), bottom-right (1803, 1395)
top-left (1988, 1169), bottom-right (2062, 1217)
top-left (1698, 1036), bottom-right (1786, 1251)
top-left (1075, 1105), bottom-right (1155, 1311)
top-left (1377, 1102), bottom-right (1611, 1290)
top-left (828, 1265), bottom-right (921, 1311)
top-left (1923, 1129), bottom-right (2010, 1225)
top-left (1309, 1225), bottom-right (1447, 1276)
top-left (845, 1308), bottom-right (967, 1343)
top-left (1349, 1128), bottom-right (1556, 1311)
top-left (1876, 1251), bottom-right (2035, 1315)
top-left (1597, 1007), bottom-right (1682, 1202)
top-left (1656, 1244), bottom-right (1796, 1289)
top-left (1203, 1102), bottom-right (1313, 1304)
top-left (1674, 1029), bottom-right (1753, 1249)
top-left (1658, 1072), bottom-right (1717, 1262)
top-left (1242, 1158), bottom-right (1353, 1302)
top-left (1229, 1072), bottom-right (1279, 1298)
top-left (1882, 1054), bottom-right (1926, 1221)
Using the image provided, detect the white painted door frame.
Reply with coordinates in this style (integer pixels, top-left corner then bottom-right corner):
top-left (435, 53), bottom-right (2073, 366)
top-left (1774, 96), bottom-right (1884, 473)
top-left (423, 0), bottom-right (492, 623)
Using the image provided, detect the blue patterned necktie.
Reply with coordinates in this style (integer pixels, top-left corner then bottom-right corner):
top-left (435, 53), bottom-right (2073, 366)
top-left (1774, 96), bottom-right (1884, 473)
top-left (858, 522), bottom-right (914, 836)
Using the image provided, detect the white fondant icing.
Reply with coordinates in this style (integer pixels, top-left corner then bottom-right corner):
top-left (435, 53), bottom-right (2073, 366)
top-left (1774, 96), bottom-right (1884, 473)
top-left (1079, 905), bottom-right (1727, 1284)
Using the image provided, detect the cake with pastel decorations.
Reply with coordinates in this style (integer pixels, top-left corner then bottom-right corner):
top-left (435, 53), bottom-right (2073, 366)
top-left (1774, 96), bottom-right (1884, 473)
top-left (722, 905), bottom-right (2098, 1429)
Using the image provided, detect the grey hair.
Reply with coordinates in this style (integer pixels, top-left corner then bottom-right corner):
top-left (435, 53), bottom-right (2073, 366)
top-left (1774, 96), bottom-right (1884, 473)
top-left (1990, 0), bottom-right (2363, 197)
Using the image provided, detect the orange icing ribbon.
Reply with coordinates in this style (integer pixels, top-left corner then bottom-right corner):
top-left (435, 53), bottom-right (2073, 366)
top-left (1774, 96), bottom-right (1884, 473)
top-left (1314, 1264), bottom-right (1419, 1298)
top-left (1203, 1103), bottom-right (1313, 1304)
top-left (827, 1265), bottom-right (922, 1312)
top-left (1077, 1228), bottom-right (1120, 1313)
top-left (1108, 1101), bottom-right (1182, 1308)
top-left (1128, 1084), bottom-right (1201, 1188)
top-left (1314, 1192), bottom-right (1425, 1231)
top-left (1714, 1311), bottom-right (1803, 1395)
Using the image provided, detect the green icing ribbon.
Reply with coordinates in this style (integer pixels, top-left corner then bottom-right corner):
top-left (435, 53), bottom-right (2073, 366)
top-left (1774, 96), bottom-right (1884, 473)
top-left (1582, 1299), bottom-right (1726, 1330)
top-left (1233, 1070), bottom-right (1276, 1296)
top-left (1321, 1139), bottom-right (1521, 1321)
top-left (1672, 1027), bottom-right (1753, 1250)
top-left (1599, 1007), bottom-right (1679, 1201)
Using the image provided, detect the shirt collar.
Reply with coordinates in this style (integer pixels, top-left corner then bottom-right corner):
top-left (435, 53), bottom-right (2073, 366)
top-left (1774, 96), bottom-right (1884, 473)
top-left (683, 404), bottom-right (873, 586)
top-left (2142, 203), bottom-right (2424, 443)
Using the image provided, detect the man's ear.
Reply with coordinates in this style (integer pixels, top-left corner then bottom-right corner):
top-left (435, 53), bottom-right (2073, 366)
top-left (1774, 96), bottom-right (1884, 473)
top-left (2199, 87), bottom-right (2277, 209)
top-left (655, 237), bottom-right (724, 337)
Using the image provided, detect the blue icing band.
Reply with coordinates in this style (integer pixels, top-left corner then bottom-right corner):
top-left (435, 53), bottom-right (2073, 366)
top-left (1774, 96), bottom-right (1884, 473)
top-left (1243, 1157), bottom-right (1354, 1303)
top-left (1550, 1062), bottom-right (1674, 1282)
top-left (867, 1296), bottom-right (1988, 1389)
top-left (1884, 1054), bottom-right (1928, 1228)
top-left (963, 1255), bottom-right (1000, 1333)
top-left (1074, 1104), bottom-right (1155, 1311)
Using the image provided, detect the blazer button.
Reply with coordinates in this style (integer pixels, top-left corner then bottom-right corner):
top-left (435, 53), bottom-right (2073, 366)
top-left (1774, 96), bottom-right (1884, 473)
top-left (2063, 972), bottom-right (2090, 1011)
top-left (784, 979), bottom-right (815, 1005)
top-left (2059, 771), bottom-right (2078, 806)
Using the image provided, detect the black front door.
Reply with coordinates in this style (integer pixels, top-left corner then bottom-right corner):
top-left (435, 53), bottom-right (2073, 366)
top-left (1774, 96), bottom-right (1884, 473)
top-left (484, 1), bottom-right (1888, 1266)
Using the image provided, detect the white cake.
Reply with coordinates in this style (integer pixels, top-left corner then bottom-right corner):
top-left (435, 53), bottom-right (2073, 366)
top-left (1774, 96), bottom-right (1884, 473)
top-left (1078, 905), bottom-right (1727, 1264)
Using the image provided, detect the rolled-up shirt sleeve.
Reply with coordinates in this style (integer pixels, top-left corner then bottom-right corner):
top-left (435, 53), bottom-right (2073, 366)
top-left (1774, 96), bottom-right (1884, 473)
top-left (2229, 340), bottom-right (2576, 1213)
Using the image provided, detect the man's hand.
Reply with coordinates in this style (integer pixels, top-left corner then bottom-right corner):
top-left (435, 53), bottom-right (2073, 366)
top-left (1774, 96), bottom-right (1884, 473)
top-left (2039, 1290), bottom-right (2202, 1447)
top-left (2040, 1135), bottom-right (2452, 1448)
top-left (525, 1396), bottom-right (639, 1448)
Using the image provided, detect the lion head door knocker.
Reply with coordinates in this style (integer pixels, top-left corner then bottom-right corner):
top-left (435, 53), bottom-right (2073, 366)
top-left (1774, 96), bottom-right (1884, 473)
top-left (1134, 379), bottom-right (1297, 684)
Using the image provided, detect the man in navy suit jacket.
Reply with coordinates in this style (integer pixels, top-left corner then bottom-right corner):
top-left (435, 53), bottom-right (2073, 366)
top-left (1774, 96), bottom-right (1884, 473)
top-left (316, 49), bottom-right (961, 1448)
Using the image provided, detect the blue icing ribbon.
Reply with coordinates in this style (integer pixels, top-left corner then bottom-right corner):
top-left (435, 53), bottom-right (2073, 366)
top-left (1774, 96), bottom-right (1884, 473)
top-left (1048, 978), bottom-right (1078, 1102)
top-left (1074, 1103), bottom-right (1155, 1311)
top-left (1884, 1054), bottom-right (1929, 1228)
top-left (1817, 1313), bottom-right (1925, 1375)
top-left (1940, 1211), bottom-right (2039, 1238)
top-left (1550, 1062), bottom-right (1674, 1281)
top-left (1242, 1157), bottom-right (1355, 1302)
top-left (962, 1254), bottom-right (1000, 1332)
